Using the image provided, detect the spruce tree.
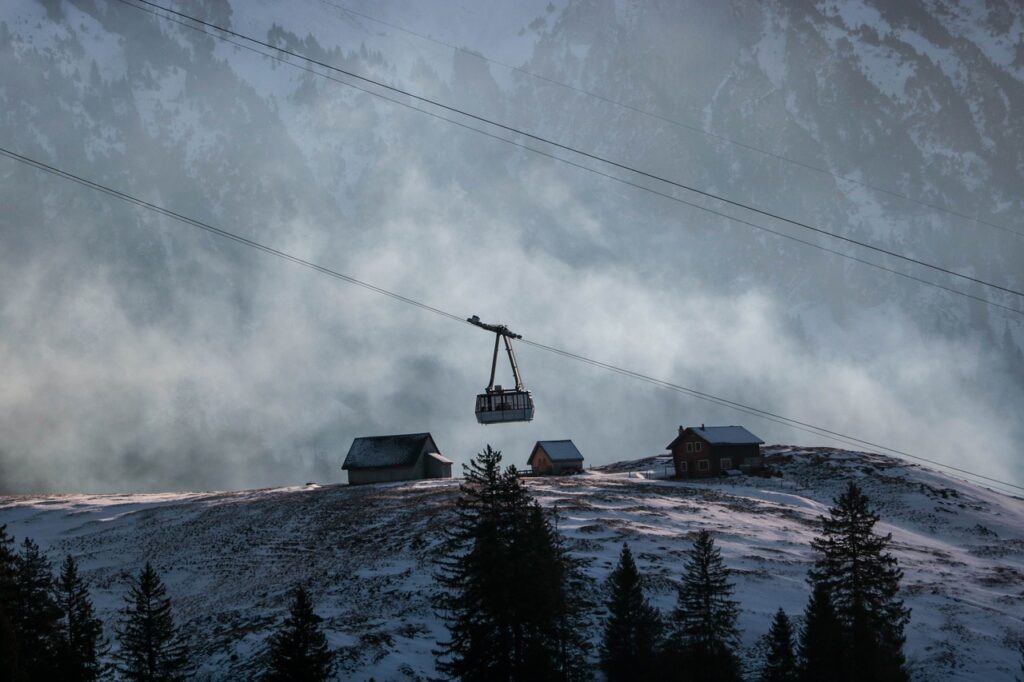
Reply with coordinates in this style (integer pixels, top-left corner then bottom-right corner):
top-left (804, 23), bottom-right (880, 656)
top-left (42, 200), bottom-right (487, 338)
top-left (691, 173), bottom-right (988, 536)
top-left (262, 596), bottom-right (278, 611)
top-left (0, 525), bottom-right (20, 681)
top-left (808, 482), bottom-right (910, 682)
top-left (434, 445), bottom-right (514, 681)
top-left (601, 543), bottom-right (662, 682)
top-left (509, 502), bottom-right (590, 682)
top-left (54, 555), bottom-right (106, 681)
top-left (261, 585), bottom-right (335, 681)
top-left (760, 608), bottom-right (797, 682)
top-left (662, 530), bottom-right (742, 682)
top-left (12, 538), bottom-right (62, 679)
top-left (797, 584), bottom-right (844, 682)
top-left (434, 445), bottom-right (589, 682)
top-left (114, 562), bottom-right (190, 682)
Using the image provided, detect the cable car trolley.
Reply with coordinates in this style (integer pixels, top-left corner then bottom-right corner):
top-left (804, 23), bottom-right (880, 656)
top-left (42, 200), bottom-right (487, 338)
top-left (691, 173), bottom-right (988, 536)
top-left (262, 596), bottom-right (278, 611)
top-left (468, 315), bottom-right (535, 424)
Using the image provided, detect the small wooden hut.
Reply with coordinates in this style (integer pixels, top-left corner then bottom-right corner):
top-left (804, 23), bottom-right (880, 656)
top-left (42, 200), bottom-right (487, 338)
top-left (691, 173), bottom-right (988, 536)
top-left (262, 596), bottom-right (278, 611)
top-left (342, 433), bottom-right (452, 485)
top-left (527, 440), bottom-right (585, 475)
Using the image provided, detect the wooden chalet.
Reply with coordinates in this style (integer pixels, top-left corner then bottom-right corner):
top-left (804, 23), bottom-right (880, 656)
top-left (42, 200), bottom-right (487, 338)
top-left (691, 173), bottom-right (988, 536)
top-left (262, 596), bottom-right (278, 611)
top-left (342, 433), bottom-right (452, 485)
top-left (527, 440), bottom-right (584, 475)
top-left (668, 425), bottom-right (764, 478)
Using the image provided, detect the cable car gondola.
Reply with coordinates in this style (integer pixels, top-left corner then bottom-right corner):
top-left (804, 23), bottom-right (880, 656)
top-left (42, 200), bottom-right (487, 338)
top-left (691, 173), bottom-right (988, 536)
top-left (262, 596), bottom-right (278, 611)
top-left (468, 315), bottom-right (535, 424)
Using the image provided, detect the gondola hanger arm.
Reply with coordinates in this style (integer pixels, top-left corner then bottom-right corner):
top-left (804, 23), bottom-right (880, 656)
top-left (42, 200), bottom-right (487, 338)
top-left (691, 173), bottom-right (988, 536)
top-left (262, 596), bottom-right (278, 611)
top-left (467, 315), bottom-right (522, 339)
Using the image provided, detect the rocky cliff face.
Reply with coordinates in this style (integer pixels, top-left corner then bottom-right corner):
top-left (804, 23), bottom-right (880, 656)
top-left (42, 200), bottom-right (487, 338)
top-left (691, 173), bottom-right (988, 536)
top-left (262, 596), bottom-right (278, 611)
top-left (1, 0), bottom-right (1021, 492)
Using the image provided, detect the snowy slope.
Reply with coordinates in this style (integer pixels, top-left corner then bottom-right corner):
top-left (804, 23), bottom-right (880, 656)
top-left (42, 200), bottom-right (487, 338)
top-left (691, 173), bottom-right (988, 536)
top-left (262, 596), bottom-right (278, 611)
top-left (2, 448), bottom-right (1022, 681)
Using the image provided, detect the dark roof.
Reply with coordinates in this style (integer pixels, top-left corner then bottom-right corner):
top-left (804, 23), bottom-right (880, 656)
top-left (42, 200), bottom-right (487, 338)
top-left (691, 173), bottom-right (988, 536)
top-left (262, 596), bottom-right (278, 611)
top-left (529, 440), bottom-right (584, 465)
top-left (668, 425), bottom-right (764, 449)
top-left (342, 433), bottom-right (437, 470)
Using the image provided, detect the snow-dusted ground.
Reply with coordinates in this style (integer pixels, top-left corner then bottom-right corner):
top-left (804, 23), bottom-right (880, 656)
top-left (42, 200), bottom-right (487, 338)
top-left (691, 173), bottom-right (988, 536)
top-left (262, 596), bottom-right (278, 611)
top-left (2, 447), bottom-right (1022, 680)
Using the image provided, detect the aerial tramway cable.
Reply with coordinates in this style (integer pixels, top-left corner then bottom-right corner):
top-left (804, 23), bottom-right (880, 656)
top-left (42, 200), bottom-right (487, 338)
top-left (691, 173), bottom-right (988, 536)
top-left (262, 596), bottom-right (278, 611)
top-left (2, 146), bottom-right (1021, 496)
top-left (320, 0), bottom-right (1024, 241)
top-left (106, 0), bottom-right (1024, 320)
top-left (113, 0), bottom-right (1024, 304)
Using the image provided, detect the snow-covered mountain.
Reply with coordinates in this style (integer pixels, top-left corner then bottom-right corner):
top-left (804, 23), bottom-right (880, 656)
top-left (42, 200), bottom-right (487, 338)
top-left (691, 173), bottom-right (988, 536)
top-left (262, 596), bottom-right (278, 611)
top-left (2, 448), bottom-right (1022, 680)
top-left (1, 0), bottom-right (1022, 493)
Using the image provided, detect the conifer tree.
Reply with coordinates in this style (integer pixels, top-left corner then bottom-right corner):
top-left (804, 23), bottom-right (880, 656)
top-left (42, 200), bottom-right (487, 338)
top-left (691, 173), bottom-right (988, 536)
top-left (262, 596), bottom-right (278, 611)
top-left (12, 538), bottom-right (62, 679)
top-left (54, 555), bottom-right (106, 681)
top-left (760, 608), bottom-right (797, 682)
top-left (662, 530), bottom-right (742, 682)
top-left (434, 445), bottom-right (514, 681)
top-left (797, 584), bottom-right (844, 682)
top-left (434, 445), bottom-right (589, 682)
top-left (600, 543), bottom-right (662, 682)
top-left (808, 482), bottom-right (910, 682)
top-left (0, 525), bottom-right (20, 681)
top-left (114, 562), bottom-right (190, 682)
top-left (261, 585), bottom-right (335, 681)
top-left (510, 502), bottom-right (590, 682)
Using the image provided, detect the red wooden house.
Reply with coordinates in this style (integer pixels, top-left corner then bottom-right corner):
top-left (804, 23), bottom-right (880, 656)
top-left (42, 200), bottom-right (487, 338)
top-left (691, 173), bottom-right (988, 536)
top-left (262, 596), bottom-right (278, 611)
top-left (668, 425), bottom-right (764, 478)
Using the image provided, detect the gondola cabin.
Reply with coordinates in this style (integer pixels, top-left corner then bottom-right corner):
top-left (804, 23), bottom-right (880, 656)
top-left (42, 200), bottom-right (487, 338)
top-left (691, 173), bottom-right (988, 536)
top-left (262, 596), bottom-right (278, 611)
top-left (468, 315), bottom-right (535, 424)
top-left (475, 388), bottom-right (534, 424)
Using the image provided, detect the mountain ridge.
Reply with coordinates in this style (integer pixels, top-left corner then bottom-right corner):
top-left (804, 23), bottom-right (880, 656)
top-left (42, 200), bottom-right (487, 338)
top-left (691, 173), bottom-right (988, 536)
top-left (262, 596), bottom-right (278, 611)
top-left (2, 447), bottom-right (1022, 680)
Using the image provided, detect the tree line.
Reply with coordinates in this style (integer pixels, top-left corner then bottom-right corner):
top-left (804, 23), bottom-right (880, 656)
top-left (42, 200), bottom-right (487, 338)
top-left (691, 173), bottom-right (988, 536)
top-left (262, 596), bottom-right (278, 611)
top-left (435, 446), bottom-right (915, 682)
top-left (1, 446), bottom-right (1021, 681)
top-left (0, 527), bottom-right (332, 681)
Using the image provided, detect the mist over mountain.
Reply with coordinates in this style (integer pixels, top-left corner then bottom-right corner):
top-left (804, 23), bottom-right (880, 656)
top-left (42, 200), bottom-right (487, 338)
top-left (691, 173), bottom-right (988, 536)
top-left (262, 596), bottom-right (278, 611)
top-left (1, 0), bottom-right (1022, 493)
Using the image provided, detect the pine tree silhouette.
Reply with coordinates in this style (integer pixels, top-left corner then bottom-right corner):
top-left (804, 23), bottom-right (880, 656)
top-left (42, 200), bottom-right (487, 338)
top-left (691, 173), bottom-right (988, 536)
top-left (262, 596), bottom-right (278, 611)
top-left (434, 445), bottom-right (589, 682)
top-left (808, 482), bottom-right (910, 682)
top-left (54, 555), bottom-right (107, 681)
top-left (0, 525), bottom-right (20, 680)
top-left (434, 445), bottom-right (512, 681)
top-left (12, 538), bottom-right (62, 679)
top-left (662, 530), bottom-right (742, 682)
top-left (760, 608), bottom-right (797, 682)
top-left (600, 543), bottom-right (662, 681)
top-left (114, 562), bottom-right (190, 682)
top-left (797, 584), bottom-right (844, 682)
top-left (510, 502), bottom-right (590, 682)
top-left (261, 585), bottom-right (335, 681)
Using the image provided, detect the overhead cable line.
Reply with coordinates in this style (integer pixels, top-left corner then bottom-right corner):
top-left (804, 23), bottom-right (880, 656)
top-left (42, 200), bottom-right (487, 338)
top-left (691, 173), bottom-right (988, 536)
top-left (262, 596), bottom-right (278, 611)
top-left (0, 148), bottom-right (464, 325)
top-left (321, 0), bottom-right (1024, 241)
top-left (110, 0), bottom-right (1024, 319)
top-left (112, 0), bottom-right (1024, 301)
top-left (519, 338), bottom-right (1024, 497)
top-left (2, 145), bottom-right (1021, 497)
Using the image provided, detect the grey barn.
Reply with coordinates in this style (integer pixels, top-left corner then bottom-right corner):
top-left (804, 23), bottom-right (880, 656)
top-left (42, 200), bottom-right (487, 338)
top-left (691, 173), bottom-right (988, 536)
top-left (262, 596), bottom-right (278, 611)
top-left (342, 433), bottom-right (452, 485)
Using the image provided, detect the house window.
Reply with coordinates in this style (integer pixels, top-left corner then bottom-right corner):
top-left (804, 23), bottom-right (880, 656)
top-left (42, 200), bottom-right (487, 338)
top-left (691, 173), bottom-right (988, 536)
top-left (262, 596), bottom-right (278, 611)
top-left (698, 459), bottom-right (710, 473)
top-left (678, 461), bottom-right (688, 473)
top-left (685, 442), bottom-right (694, 453)
top-left (695, 442), bottom-right (703, 452)
top-left (720, 458), bottom-right (732, 471)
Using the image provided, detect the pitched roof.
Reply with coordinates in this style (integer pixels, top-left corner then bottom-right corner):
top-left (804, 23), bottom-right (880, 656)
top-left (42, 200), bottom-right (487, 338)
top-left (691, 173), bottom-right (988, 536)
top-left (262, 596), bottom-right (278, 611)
top-left (668, 425), bottom-right (764, 449)
top-left (426, 452), bottom-right (453, 465)
top-left (529, 440), bottom-right (584, 464)
top-left (342, 433), bottom-right (437, 470)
